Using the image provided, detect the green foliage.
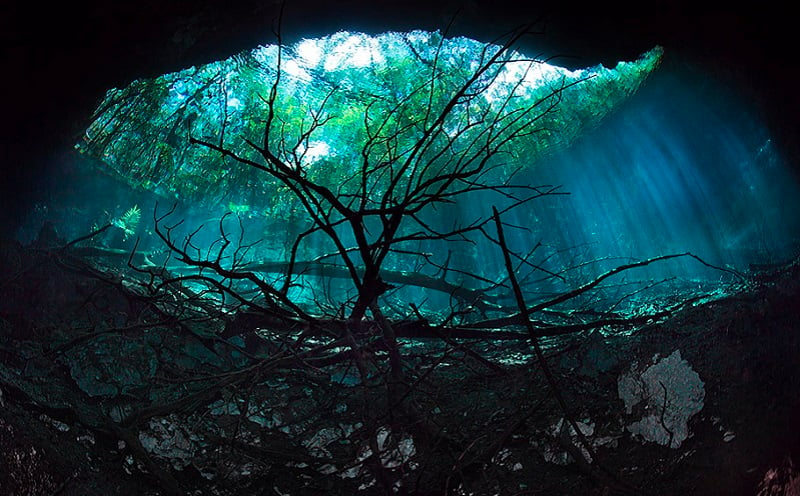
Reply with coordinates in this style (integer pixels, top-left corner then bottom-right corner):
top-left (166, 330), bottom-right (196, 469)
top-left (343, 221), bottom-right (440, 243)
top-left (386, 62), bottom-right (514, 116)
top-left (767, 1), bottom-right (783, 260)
top-left (111, 204), bottom-right (141, 240)
top-left (77, 31), bottom-right (662, 221)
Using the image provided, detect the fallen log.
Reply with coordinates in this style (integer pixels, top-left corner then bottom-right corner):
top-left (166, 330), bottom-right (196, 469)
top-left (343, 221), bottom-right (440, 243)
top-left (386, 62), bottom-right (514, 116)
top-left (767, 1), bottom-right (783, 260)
top-left (66, 245), bottom-right (499, 304)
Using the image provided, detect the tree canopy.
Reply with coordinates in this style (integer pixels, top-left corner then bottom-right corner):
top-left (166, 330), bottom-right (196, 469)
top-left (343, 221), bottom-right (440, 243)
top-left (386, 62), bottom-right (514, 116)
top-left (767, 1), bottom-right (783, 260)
top-left (77, 30), bottom-right (662, 219)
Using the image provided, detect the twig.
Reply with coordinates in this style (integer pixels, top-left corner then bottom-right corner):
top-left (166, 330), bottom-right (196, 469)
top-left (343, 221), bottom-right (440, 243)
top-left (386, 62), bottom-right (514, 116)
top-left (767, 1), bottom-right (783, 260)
top-left (493, 206), bottom-right (643, 495)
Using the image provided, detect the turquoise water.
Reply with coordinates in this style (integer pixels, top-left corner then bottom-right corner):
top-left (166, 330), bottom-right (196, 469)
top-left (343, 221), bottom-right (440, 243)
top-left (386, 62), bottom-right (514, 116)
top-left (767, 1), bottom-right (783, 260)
top-left (433, 63), bottom-right (800, 291)
top-left (17, 52), bottom-right (800, 316)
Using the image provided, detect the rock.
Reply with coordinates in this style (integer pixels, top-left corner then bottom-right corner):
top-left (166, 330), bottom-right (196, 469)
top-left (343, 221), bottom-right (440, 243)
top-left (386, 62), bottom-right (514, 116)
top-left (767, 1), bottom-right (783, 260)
top-left (618, 349), bottom-right (705, 448)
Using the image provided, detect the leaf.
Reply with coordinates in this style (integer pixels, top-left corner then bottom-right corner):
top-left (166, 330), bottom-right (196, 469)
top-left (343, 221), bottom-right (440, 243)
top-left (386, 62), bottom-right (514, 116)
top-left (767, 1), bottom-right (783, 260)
top-left (111, 205), bottom-right (141, 240)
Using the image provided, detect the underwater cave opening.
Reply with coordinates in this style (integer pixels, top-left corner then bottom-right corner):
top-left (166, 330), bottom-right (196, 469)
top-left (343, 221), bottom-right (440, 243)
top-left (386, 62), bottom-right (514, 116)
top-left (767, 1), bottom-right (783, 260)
top-left (15, 29), bottom-right (800, 320)
top-left (5, 22), bottom-right (800, 496)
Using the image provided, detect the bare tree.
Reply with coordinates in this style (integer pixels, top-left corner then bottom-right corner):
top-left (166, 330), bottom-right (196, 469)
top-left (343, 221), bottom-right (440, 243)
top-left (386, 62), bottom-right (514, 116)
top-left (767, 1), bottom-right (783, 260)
top-left (22, 23), bottom-right (743, 495)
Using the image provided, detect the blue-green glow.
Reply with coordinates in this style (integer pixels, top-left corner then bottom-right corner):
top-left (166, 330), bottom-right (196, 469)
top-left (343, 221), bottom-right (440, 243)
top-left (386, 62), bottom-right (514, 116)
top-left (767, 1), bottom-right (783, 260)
top-left (76, 30), bottom-right (662, 214)
top-left (23, 30), bottom-right (794, 315)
